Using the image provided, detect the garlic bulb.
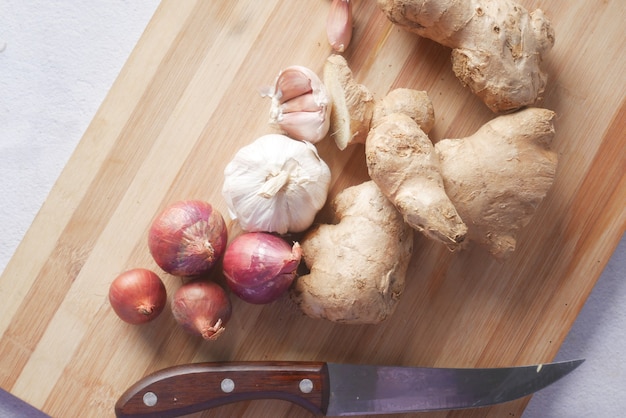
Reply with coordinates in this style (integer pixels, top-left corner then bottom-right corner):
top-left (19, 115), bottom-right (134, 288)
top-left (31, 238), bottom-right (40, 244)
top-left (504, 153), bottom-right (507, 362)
top-left (222, 134), bottom-right (331, 234)
top-left (263, 66), bottom-right (332, 144)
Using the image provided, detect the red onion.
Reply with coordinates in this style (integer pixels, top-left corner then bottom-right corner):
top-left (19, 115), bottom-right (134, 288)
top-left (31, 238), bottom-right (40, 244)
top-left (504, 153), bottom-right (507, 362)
top-left (148, 200), bottom-right (228, 276)
top-left (108, 268), bottom-right (167, 324)
top-left (171, 280), bottom-right (232, 340)
top-left (222, 232), bottom-right (302, 304)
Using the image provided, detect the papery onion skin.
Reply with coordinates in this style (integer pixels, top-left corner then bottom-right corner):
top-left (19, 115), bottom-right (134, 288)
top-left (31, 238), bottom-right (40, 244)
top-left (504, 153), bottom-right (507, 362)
top-left (109, 268), bottom-right (167, 325)
top-left (171, 280), bottom-right (232, 340)
top-left (148, 200), bottom-right (228, 276)
top-left (223, 232), bottom-right (302, 304)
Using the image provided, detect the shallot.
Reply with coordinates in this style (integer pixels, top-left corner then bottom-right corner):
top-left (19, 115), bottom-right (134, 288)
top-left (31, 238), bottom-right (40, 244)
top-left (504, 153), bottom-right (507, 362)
top-left (148, 200), bottom-right (228, 276)
top-left (171, 280), bottom-right (232, 340)
top-left (223, 232), bottom-right (302, 304)
top-left (108, 268), bottom-right (167, 324)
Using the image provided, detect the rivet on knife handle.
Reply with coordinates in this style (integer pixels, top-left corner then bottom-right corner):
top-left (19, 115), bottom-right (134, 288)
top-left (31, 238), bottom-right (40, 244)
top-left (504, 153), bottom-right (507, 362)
top-left (114, 361), bottom-right (330, 417)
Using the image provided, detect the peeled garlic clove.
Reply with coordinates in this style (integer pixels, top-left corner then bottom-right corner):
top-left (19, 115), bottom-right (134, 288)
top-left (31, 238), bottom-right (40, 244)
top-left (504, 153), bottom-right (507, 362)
top-left (222, 134), bottom-right (331, 235)
top-left (327, 0), bottom-right (353, 53)
top-left (265, 66), bottom-right (332, 144)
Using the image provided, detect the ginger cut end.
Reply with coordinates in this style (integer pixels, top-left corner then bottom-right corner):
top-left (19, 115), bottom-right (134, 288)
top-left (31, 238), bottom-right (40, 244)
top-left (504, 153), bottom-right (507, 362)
top-left (323, 54), bottom-right (375, 150)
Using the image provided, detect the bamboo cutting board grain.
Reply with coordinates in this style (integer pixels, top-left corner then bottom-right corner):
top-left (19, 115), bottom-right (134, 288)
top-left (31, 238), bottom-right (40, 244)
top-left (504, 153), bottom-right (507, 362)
top-left (1, 1), bottom-right (625, 417)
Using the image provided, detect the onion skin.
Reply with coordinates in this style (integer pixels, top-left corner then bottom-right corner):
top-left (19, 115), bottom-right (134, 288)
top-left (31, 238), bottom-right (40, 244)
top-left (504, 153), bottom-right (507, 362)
top-left (171, 280), bottom-right (232, 340)
top-left (223, 232), bottom-right (302, 304)
top-left (148, 200), bottom-right (228, 276)
top-left (109, 268), bottom-right (167, 325)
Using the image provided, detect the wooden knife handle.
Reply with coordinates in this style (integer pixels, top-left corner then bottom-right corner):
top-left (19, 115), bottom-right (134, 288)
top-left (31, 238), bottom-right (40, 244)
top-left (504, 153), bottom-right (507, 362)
top-left (115, 361), bottom-right (330, 417)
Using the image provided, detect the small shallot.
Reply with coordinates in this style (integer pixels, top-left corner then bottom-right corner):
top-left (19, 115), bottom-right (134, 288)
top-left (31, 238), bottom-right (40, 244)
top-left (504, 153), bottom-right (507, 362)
top-left (223, 232), bottom-right (302, 304)
top-left (148, 200), bottom-right (228, 276)
top-left (171, 280), bottom-right (232, 340)
top-left (108, 268), bottom-right (167, 324)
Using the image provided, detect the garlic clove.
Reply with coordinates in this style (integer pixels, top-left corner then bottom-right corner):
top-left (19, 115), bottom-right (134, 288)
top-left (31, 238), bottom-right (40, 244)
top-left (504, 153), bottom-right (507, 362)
top-left (275, 67), bottom-right (314, 104)
top-left (327, 0), bottom-right (353, 53)
top-left (265, 66), bottom-right (332, 144)
top-left (280, 92), bottom-right (320, 114)
top-left (278, 110), bottom-right (330, 143)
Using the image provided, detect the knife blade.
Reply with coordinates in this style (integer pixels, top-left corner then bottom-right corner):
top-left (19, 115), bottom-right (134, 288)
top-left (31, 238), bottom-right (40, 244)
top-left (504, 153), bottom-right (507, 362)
top-left (115, 359), bottom-right (583, 417)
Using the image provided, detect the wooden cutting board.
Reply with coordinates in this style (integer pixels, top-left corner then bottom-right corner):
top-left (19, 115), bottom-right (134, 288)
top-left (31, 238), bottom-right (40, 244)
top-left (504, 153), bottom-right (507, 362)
top-left (1, 1), bottom-right (624, 417)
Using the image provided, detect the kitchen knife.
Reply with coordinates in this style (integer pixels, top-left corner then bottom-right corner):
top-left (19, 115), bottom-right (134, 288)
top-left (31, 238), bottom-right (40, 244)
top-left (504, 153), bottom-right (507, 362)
top-left (115, 359), bottom-right (583, 417)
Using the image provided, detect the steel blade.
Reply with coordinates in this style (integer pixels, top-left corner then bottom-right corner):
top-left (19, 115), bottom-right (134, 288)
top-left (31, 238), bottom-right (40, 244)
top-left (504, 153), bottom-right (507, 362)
top-left (325, 359), bottom-right (583, 416)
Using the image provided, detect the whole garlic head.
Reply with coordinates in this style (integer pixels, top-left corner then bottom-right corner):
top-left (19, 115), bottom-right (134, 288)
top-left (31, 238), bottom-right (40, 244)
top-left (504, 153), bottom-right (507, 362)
top-left (264, 66), bottom-right (332, 144)
top-left (222, 134), bottom-right (331, 234)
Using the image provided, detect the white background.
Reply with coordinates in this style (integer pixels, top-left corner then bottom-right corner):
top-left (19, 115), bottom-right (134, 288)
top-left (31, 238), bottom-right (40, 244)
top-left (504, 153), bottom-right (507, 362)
top-left (1, 2), bottom-right (624, 416)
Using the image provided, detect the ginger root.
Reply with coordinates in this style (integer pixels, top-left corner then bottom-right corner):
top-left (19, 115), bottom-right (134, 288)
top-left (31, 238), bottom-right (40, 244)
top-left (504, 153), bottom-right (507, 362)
top-left (324, 54), bottom-right (435, 149)
top-left (435, 107), bottom-right (558, 258)
top-left (291, 181), bottom-right (413, 324)
top-left (323, 54), bottom-right (375, 150)
top-left (372, 88), bottom-right (435, 134)
top-left (323, 59), bottom-right (556, 259)
top-left (366, 111), bottom-right (467, 249)
top-left (377, 0), bottom-right (555, 113)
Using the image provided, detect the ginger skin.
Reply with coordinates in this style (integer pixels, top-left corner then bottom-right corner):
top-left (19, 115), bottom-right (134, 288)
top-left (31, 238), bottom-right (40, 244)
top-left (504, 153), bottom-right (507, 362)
top-left (377, 0), bottom-right (555, 113)
top-left (372, 88), bottom-right (435, 134)
top-left (435, 107), bottom-right (558, 258)
top-left (291, 181), bottom-right (413, 324)
top-left (366, 112), bottom-right (467, 249)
